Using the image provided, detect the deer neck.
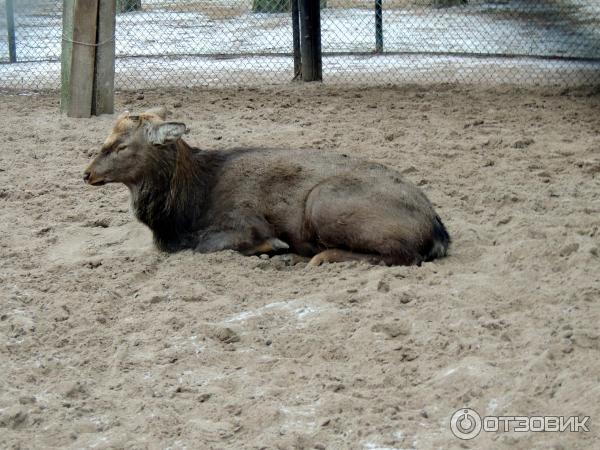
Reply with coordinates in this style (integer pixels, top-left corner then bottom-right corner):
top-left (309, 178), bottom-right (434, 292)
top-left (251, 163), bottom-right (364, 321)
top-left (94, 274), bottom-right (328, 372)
top-left (129, 140), bottom-right (214, 250)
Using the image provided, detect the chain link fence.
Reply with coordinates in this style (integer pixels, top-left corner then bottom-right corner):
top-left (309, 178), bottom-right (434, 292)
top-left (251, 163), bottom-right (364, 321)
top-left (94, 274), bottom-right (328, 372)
top-left (1, 0), bottom-right (599, 90)
top-left (322, 0), bottom-right (600, 84)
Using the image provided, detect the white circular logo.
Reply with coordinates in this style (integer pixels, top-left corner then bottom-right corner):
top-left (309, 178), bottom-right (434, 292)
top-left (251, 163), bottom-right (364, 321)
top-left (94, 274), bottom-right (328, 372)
top-left (450, 408), bottom-right (482, 440)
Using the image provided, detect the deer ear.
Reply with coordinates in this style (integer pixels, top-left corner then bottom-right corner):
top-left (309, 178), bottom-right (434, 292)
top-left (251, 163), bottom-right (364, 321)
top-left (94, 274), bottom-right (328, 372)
top-left (144, 106), bottom-right (169, 120)
top-left (145, 122), bottom-right (187, 146)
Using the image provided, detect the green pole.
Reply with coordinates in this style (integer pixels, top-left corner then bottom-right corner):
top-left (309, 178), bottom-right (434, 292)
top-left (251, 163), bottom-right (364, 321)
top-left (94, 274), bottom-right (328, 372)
top-left (6, 0), bottom-right (17, 62)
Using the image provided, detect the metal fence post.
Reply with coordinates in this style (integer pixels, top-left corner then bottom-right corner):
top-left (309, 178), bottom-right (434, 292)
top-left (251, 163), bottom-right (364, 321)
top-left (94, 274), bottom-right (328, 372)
top-left (375, 0), bottom-right (383, 53)
top-left (6, 0), bottom-right (17, 63)
top-left (299, 0), bottom-right (322, 82)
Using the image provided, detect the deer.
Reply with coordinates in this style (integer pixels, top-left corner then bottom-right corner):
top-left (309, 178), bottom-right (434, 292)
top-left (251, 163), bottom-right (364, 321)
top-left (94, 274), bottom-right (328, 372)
top-left (83, 107), bottom-right (450, 266)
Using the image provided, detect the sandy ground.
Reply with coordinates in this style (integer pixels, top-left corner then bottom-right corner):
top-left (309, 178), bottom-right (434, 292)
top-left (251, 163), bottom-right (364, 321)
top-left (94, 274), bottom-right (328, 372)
top-left (0, 84), bottom-right (599, 450)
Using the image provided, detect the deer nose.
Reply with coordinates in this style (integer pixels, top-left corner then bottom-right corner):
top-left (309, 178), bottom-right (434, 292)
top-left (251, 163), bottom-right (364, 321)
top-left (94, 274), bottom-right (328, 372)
top-left (83, 170), bottom-right (91, 182)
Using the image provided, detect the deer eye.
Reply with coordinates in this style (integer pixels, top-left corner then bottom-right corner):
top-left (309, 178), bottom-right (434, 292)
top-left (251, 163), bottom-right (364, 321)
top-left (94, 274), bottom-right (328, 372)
top-left (115, 144), bottom-right (127, 152)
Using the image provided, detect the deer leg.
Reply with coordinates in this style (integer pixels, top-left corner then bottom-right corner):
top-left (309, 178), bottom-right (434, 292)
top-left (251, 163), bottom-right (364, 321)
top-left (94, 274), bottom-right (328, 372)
top-left (308, 249), bottom-right (387, 267)
top-left (242, 238), bottom-right (289, 256)
top-left (195, 229), bottom-right (289, 255)
top-left (194, 230), bottom-right (241, 253)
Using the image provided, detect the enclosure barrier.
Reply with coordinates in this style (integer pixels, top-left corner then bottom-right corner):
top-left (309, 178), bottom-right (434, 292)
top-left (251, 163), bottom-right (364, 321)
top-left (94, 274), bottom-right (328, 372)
top-left (1, 0), bottom-right (599, 92)
top-left (58, 0), bottom-right (323, 116)
top-left (298, 0), bottom-right (322, 81)
top-left (60, 0), bottom-right (115, 117)
top-left (5, 0), bottom-right (15, 62)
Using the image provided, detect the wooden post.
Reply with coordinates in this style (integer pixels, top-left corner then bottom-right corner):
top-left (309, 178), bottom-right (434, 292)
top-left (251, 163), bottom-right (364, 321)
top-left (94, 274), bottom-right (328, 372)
top-left (375, 0), bottom-right (383, 53)
top-left (299, 0), bottom-right (322, 82)
top-left (6, 0), bottom-right (17, 63)
top-left (93, 0), bottom-right (116, 115)
top-left (292, 0), bottom-right (301, 79)
top-left (70, 0), bottom-right (98, 118)
top-left (60, 0), bottom-right (74, 113)
top-left (61, 0), bottom-right (116, 118)
top-left (61, 0), bottom-right (98, 117)
top-left (61, 0), bottom-right (99, 118)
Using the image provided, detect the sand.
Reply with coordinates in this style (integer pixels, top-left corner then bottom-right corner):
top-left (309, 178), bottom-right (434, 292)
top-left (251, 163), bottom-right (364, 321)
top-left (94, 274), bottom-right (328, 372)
top-left (1, 84), bottom-right (599, 449)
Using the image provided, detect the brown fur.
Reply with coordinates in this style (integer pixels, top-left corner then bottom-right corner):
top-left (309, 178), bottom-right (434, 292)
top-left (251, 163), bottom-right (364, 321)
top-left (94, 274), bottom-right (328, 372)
top-left (84, 109), bottom-right (450, 265)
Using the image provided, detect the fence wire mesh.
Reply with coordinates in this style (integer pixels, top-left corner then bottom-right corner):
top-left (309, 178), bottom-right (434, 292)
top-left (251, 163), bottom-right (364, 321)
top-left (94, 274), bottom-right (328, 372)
top-left (1, 0), bottom-right (599, 91)
top-left (322, 0), bottom-right (600, 85)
